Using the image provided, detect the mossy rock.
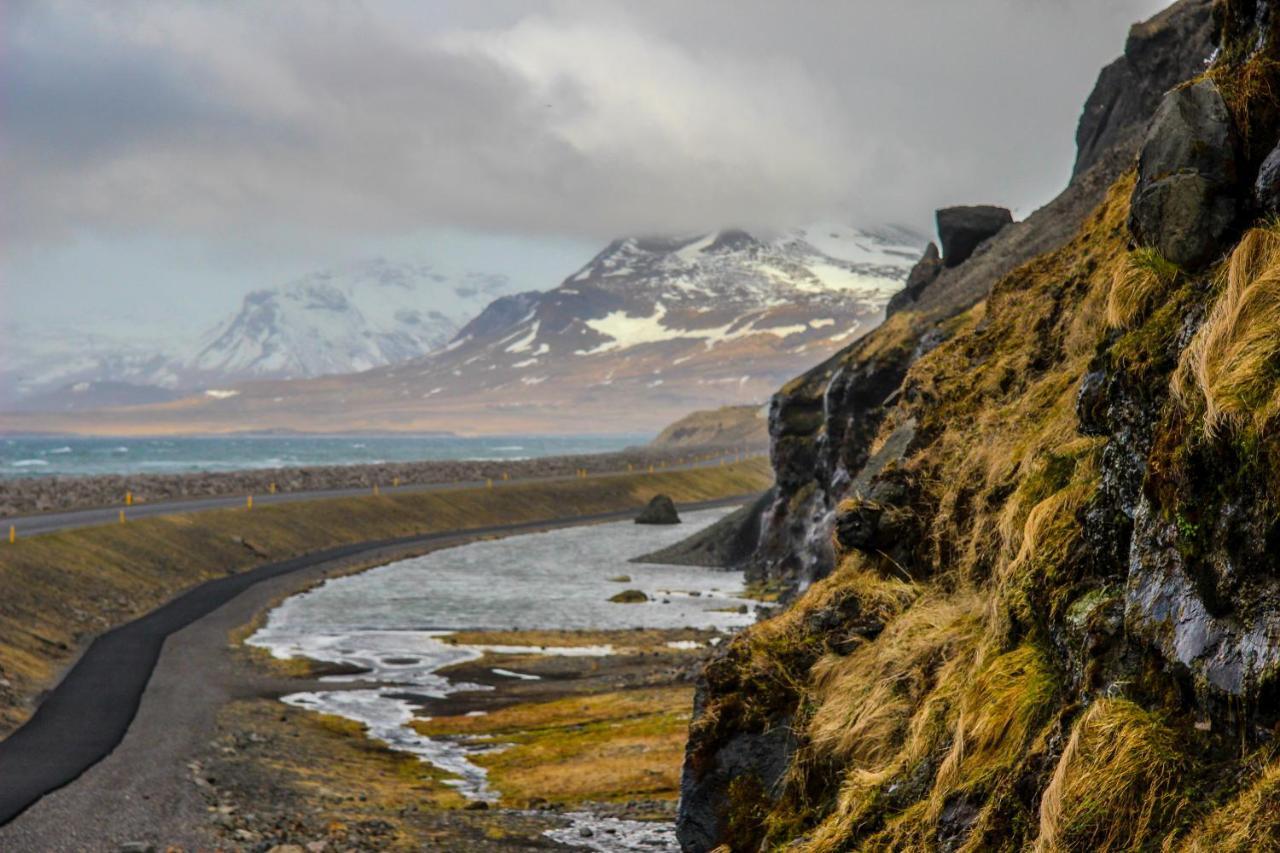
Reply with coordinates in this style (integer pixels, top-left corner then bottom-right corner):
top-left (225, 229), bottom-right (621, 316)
top-left (609, 590), bottom-right (649, 604)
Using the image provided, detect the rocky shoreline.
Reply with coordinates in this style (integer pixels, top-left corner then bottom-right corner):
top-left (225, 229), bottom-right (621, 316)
top-left (0, 444), bottom-right (754, 517)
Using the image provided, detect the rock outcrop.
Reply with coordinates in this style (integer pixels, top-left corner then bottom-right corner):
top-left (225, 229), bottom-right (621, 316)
top-left (1129, 78), bottom-right (1240, 268)
top-left (936, 205), bottom-right (1013, 267)
top-left (884, 242), bottom-right (942, 316)
top-left (635, 495), bottom-right (681, 525)
top-left (1074, 0), bottom-right (1216, 177)
top-left (678, 2), bottom-right (1280, 850)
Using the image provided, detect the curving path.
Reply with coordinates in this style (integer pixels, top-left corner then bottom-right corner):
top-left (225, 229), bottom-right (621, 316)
top-left (0, 494), bottom-right (757, 836)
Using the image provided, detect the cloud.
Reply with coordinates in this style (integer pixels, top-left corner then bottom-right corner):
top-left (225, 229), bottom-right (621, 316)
top-left (2, 0), bottom-right (1173, 249)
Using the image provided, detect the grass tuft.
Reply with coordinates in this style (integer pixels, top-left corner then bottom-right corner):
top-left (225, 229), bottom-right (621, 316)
top-left (1106, 248), bottom-right (1180, 329)
top-left (1173, 225), bottom-right (1280, 436)
top-left (1034, 698), bottom-right (1186, 852)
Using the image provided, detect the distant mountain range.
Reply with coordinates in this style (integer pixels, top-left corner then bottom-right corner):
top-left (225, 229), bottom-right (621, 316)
top-left (1, 224), bottom-right (926, 433)
top-left (2, 260), bottom-right (515, 411)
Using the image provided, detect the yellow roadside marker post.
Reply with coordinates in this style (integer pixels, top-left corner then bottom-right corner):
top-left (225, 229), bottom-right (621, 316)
top-left (269, 482), bottom-right (277, 495)
top-left (486, 478), bottom-right (493, 489)
top-left (125, 491), bottom-right (133, 506)
top-left (119, 509), bottom-right (126, 524)
top-left (246, 495), bottom-right (253, 510)
top-left (8, 526), bottom-right (15, 544)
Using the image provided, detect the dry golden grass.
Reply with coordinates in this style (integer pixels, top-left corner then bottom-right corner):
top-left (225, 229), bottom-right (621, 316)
top-left (1106, 248), bottom-right (1181, 329)
top-left (928, 644), bottom-right (1057, 818)
top-left (0, 460), bottom-right (771, 734)
top-left (1034, 699), bottom-right (1186, 852)
top-left (1174, 224), bottom-right (1280, 435)
top-left (806, 592), bottom-right (982, 770)
top-left (418, 687), bottom-right (692, 805)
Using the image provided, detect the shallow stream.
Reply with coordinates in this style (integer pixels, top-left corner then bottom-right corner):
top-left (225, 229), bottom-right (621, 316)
top-left (247, 507), bottom-right (755, 850)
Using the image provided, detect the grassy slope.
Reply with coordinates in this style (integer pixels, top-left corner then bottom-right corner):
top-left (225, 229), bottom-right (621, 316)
top-left (698, 135), bottom-right (1280, 846)
top-left (0, 459), bottom-right (771, 735)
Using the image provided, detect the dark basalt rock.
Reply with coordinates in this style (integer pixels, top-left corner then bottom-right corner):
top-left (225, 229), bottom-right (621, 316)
top-left (1253, 141), bottom-right (1280, 214)
top-left (635, 494), bottom-right (681, 525)
top-left (886, 242), bottom-right (943, 316)
top-left (1129, 78), bottom-right (1240, 269)
top-left (676, 677), bottom-right (794, 853)
top-left (937, 206), bottom-right (1014, 268)
top-left (633, 489), bottom-right (773, 568)
top-left (1074, 0), bottom-right (1216, 177)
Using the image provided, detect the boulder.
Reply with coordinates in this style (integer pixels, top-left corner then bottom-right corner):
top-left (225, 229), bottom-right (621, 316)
top-left (635, 494), bottom-right (681, 525)
top-left (937, 206), bottom-right (1014, 267)
top-left (885, 242), bottom-right (943, 315)
top-left (609, 589), bottom-right (649, 604)
top-left (1129, 78), bottom-right (1240, 269)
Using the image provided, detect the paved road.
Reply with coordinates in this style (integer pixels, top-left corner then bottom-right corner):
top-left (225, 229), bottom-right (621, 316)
top-left (4, 453), bottom-right (758, 538)
top-left (0, 493), bottom-right (757, 832)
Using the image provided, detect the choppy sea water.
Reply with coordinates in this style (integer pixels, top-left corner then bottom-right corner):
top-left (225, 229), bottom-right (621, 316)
top-left (248, 507), bottom-right (755, 851)
top-left (0, 433), bottom-right (649, 478)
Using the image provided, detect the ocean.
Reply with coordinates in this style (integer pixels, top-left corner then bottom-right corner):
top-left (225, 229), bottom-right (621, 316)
top-left (0, 434), bottom-right (651, 479)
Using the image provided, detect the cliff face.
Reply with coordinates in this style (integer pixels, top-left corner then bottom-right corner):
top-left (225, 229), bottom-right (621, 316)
top-left (681, 1), bottom-right (1280, 849)
top-left (747, 0), bottom-right (1216, 592)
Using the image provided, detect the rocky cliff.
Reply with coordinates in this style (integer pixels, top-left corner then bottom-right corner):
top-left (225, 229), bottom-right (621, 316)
top-left (679, 1), bottom-right (1280, 849)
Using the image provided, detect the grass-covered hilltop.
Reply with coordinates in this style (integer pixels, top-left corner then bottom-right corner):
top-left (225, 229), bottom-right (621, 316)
top-left (677, 1), bottom-right (1280, 849)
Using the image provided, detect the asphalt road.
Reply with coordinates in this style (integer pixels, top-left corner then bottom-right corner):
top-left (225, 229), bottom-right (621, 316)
top-left (3, 454), bottom-right (756, 538)
top-left (0, 493), bottom-right (757, 832)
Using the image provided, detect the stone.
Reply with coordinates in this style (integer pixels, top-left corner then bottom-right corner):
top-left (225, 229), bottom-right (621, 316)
top-left (609, 589), bottom-right (649, 604)
top-left (635, 494), bottom-right (681, 525)
top-left (886, 242), bottom-right (943, 316)
top-left (1254, 141), bottom-right (1280, 215)
top-left (1129, 78), bottom-right (1239, 269)
top-left (118, 844), bottom-right (156, 853)
top-left (463, 800), bottom-right (489, 810)
top-left (936, 206), bottom-right (1013, 268)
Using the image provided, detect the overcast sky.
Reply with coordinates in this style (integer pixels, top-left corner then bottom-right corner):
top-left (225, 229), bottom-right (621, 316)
top-left (3, 0), bottom-right (1170, 337)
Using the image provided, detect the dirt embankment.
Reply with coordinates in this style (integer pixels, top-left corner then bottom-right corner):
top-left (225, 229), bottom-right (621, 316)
top-left (0, 444), bottom-right (757, 517)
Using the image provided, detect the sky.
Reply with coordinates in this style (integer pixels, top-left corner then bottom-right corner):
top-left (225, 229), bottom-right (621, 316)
top-left (3, 0), bottom-right (1173, 339)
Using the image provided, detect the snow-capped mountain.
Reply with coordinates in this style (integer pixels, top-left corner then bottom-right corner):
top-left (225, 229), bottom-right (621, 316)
top-left (2, 260), bottom-right (519, 410)
top-left (407, 224), bottom-right (924, 387)
top-left (186, 260), bottom-right (513, 382)
top-left (20, 225), bottom-right (925, 434)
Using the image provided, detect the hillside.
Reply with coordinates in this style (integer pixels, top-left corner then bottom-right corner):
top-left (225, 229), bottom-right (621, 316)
top-left (674, 1), bottom-right (1280, 849)
top-left (651, 405), bottom-right (769, 450)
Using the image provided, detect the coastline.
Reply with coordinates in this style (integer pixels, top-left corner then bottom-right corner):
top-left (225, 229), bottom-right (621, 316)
top-left (0, 492), bottom-right (762, 850)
